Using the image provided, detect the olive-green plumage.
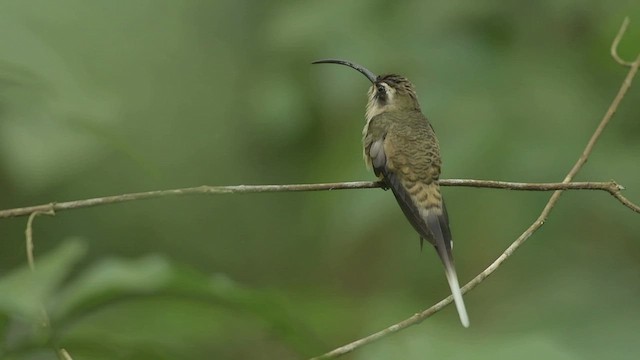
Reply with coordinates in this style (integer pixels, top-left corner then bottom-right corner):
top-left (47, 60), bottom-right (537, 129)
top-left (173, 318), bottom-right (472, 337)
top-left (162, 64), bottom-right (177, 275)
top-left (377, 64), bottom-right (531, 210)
top-left (313, 59), bottom-right (470, 327)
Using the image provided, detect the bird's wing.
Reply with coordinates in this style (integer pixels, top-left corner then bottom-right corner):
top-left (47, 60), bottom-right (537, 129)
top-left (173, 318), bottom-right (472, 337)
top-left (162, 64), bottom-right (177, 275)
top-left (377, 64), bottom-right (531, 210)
top-left (370, 138), bottom-right (432, 240)
top-left (368, 135), bottom-right (470, 327)
top-left (371, 137), bottom-right (442, 246)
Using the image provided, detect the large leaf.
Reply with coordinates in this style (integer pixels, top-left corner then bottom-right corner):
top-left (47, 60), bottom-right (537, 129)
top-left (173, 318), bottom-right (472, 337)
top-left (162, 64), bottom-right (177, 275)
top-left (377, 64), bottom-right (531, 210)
top-left (48, 254), bottom-right (322, 357)
top-left (0, 239), bottom-right (85, 321)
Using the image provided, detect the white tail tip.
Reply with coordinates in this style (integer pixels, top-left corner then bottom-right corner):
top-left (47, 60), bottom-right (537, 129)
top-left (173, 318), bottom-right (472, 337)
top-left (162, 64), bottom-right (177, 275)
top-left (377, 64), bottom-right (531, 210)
top-left (444, 263), bottom-right (470, 328)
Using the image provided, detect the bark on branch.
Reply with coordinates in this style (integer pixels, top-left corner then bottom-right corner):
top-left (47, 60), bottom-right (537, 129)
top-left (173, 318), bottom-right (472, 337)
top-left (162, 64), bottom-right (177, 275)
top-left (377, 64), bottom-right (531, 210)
top-left (0, 180), bottom-right (637, 219)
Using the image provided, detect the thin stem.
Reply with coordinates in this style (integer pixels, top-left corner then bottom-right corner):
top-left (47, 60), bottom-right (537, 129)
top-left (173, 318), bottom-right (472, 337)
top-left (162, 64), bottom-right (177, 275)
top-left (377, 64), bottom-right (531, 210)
top-left (25, 210), bottom-right (55, 271)
top-left (611, 17), bottom-right (634, 66)
top-left (0, 180), bottom-right (636, 219)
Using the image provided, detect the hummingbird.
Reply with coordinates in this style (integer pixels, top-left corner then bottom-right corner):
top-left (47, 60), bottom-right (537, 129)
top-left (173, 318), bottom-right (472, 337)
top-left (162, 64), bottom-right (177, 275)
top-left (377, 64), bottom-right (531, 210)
top-left (313, 58), bottom-right (469, 327)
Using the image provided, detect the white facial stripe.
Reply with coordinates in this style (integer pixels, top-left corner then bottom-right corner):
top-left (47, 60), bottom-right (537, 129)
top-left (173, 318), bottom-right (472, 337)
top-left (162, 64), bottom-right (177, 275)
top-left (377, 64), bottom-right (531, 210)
top-left (364, 82), bottom-right (392, 135)
top-left (382, 82), bottom-right (394, 94)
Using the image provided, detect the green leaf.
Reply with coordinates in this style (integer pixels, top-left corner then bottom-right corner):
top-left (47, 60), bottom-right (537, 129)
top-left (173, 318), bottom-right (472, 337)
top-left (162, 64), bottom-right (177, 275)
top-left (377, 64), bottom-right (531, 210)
top-left (50, 255), bottom-right (172, 319)
top-left (0, 239), bottom-right (86, 321)
top-left (51, 256), bottom-right (322, 356)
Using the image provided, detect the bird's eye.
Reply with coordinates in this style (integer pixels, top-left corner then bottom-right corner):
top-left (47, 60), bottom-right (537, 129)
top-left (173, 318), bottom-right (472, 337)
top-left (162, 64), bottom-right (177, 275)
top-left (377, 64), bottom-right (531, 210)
top-left (377, 84), bottom-right (386, 93)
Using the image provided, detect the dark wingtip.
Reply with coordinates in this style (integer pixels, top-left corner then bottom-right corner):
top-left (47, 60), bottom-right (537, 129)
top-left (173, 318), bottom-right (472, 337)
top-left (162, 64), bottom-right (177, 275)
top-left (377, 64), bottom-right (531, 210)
top-left (311, 58), bottom-right (377, 83)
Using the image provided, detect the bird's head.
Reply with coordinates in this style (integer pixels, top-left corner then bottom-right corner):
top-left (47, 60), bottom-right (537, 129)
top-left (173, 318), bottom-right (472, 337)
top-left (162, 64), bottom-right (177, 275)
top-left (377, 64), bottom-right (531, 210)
top-left (312, 58), bottom-right (420, 121)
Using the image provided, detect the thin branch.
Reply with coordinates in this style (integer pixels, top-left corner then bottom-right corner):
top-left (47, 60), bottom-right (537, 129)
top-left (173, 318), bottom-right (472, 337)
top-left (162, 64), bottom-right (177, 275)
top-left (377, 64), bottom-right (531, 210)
top-left (0, 180), bottom-right (637, 219)
top-left (611, 17), bottom-right (633, 66)
top-left (24, 209), bottom-right (61, 355)
top-left (611, 192), bottom-right (640, 214)
top-left (25, 209), bottom-right (55, 271)
top-left (310, 17), bottom-right (640, 359)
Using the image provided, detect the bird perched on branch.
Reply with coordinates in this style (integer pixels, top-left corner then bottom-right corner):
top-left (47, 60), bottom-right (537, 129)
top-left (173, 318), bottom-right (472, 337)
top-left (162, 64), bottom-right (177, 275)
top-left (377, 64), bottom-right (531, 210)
top-left (313, 59), bottom-right (469, 327)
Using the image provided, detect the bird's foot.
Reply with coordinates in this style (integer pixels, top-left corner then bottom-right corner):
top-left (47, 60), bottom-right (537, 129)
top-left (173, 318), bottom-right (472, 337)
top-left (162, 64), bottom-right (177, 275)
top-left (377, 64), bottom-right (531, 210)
top-left (377, 180), bottom-right (389, 191)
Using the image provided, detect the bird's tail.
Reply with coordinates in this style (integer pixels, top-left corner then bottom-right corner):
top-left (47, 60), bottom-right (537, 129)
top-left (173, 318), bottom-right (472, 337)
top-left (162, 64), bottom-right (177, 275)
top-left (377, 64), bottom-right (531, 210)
top-left (438, 247), bottom-right (470, 328)
top-left (427, 211), bottom-right (470, 328)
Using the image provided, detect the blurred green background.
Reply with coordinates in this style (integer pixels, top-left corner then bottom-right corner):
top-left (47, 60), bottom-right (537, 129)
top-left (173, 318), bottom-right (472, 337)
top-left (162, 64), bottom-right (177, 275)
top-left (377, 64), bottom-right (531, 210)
top-left (1, 1), bottom-right (639, 359)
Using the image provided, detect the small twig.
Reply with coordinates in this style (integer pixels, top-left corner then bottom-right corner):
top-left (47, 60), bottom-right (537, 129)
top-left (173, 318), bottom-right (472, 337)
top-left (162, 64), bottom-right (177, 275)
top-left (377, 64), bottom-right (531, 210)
top-left (611, 192), bottom-right (640, 214)
top-left (24, 209), bottom-right (59, 352)
top-left (611, 17), bottom-right (634, 66)
top-left (25, 210), bottom-right (56, 271)
top-left (310, 17), bottom-right (640, 359)
top-left (25, 213), bottom-right (75, 360)
top-left (1, 180), bottom-right (637, 220)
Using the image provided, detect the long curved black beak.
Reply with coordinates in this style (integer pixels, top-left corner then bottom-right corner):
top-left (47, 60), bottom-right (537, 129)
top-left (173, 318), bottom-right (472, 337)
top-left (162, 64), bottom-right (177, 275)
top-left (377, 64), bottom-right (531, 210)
top-left (312, 58), bottom-right (378, 84)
